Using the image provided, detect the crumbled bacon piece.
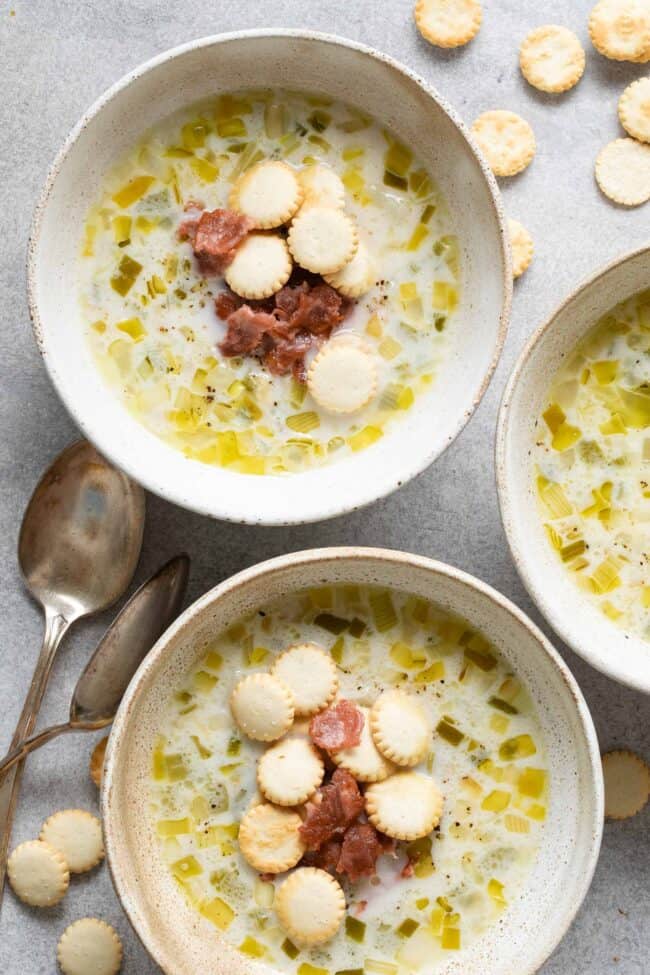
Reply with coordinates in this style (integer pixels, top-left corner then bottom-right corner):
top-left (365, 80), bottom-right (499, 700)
top-left (288, 283), bottom-right (348, 334)
top-left (218, 306), bottom-right (279, 357)
top-left (299, 769), bottom-right (365, 850)
top-left (215, 291), bottom-right (244, 320)
top-left (190, 208), bottom-right (253, 275)
top-left (310, 700), bottom-right (364, 752)
top-left (337, 824), bottom-right (383, 882)
top-left (301, 838), bottom-right (343, 874)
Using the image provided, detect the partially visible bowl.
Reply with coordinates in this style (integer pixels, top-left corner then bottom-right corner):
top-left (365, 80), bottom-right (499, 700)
top-left (497, 245), bottom-right (650, 693)
top-left (103, 546), bottom-right (602, 975)
top-left (28, 30), bottom-right (510, 525)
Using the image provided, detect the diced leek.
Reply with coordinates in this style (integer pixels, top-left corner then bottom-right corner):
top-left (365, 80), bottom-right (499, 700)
top-left (543, 402), bottom-right (566, 434)
top-left (600, 412), bottom-right (627, 435)
top-left (396, 918), bottom-right (419, 938)
top-left (538, 478), bottom-right (573, 518)
top-left (414, 660), bottom-right (445, 683)
top-left (308, 109), bottom-right (332, 132)
top-left (345, 917), bottom-right (366, 942)
top-left (592, 360), bottom-right (619, 384)
top-left (349, 426), bottom-right (383, 451)
top-left (406, 837), bottom-right (433, 878)
top-left (383, 170), bottom-right (408, 191)
top-left (91, 320), bottom-right (106, 334)
top-left (390, 641), bottom-right (427, 668)
top-left (157, 817), bottom-right (191, 837)
top-left (552, 421), bottom-right (581, 451)
top-left (416, 897), bottom-right (430, 910)
top-left (112, 215), bottom-right (132, 244)
top-left (432, 281), bottom-right (458, 312)
top-left (642, 587), bottom-right (650, 608)
top-left (378, 337), bottom-right (402, 360)
top-left (499, 734), bottom-right (537, 761)
top-left (190, 735), bottom-right (212, 759)
top-left (286, 411), bottom-right (320, 433)
top-left (182, 121), bottom-right (208, 148)
top-left (436, 719), bottom-right (464, 746)
top-left (112, 175), bottom-right (155, 208)
top-left (369, 590), bottom-right (398, 632)
top-left (108, 339), bottom-right (132, 374)
top-left (407, 223), bottom-right (429, 251)
top-left (314, 612), bottom-right (349, 634)
top-left (194, 670), bottom-right (218, 693)
top-left (165, 753), bottom-right (188, 780)
top-left (490, 713), bottom-right (510, 734)
top-left (172, 855), bottom-right (203, 882)
top-left (337, 113), bottom-right (372, 133)
top-left (282, 939), bottom-right (299, 959)
top-left (481, 789), bottom-right (510, 812)
top-left (152, 737), bottom-right (166, 779)
top-left (441, 928), bottom-right (461, 950)
top-left (527, 803), bottom-right (546, 821)
top-left (488, 696), bottom-right (518, 715)
top-left (517, 767), bottom-right (546, 798)
top-left (588, 556), bottom-right (621, 594)
top-left (239, 937), bottom-right (266, 958)
top-left (385, 140), bottom-right (413, 177)
top-left (330, 635), bottom-right (345, 664)
top-left (111, 255), bottom-right (143, 297)
top-left (298, 965), bottom-right (328, 975)
top-left (504, 813), bottom-right (530, 834)
top-left (190, 157), bottom-right (219, 182)
top-left (82, 222), bottom-right (97, 256)
top-left (487, 879), bottom-right (507, 906)
top-left (365, 313), bottom-right (382, 338)
top-left (560, 538), bottom-right (586, 563)
top-left (199, 896), bottom-right (234, 930)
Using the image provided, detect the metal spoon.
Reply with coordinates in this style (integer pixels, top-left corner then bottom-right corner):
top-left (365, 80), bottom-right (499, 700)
top-left (0, 440), bottom-right (145, 904)
top-left (0, 554), bottom-right (189, 777)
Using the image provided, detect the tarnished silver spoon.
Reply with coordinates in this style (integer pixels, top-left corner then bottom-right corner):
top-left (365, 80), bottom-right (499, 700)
top-left (0, 440), bottom-right (145, 905)
top-left (0, 554), bottom-right (189, 777)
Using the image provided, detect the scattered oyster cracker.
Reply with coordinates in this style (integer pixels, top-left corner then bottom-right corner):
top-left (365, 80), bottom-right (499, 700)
top-left (508, 218), bottom-right (534, 279)
top-left (271, 643), bottom-right (339, 716)
top-left (370, 689), bottom-right (431, 767)
top-left (57, 918), bottom-right (123, 975)
top-left (589, 0), bottom-right (650, 62)
top-left (471, 110), bottom-right (536, 177)
top-left (324, 241), bottom-right (376, 298)
top-left (7, 839), bottom-right (69, 907)
top-left (307, 336), bottom-right (378, 415)
top-left (298, 164), bottom-right (346, 209)
top-left (519, 25), bottom-right (586, 93)
top-left (365, 770), bottom-right (443, 840)
top-left (275, 867), bottom-right (346, 946)
top-left (602, 750), bottom-right (650, 819)
top-left (257, 736), bottom-right (325, 806)
top-left (595, 138), bottom-right (650, 205)
top-left (90, 736), bottom-right (109, 788)
top-left (230, 672), bottom-right (295, 741)
top-left (230, 160), bottom-right (303, 229)
top-left (414, 0), bottom-right (482, 48)
top-left (238, 803), bottom-right (305, 873)
top-left (618, 77), bottom-right (650, 143)
top-left (288, 206), bottom-right (358, 275)
top-left (224, 233), bottom-right (292, 300)
top-left (40, 809), bottom-right (104, 874)
top-left (331, 705), bottom-right (395, 782)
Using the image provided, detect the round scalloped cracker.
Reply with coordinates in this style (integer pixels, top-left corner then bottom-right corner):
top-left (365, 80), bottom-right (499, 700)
top-left (414, 0), bottom-right (482, 48)
top-left (589, 0), bottom-right (650, 61)
top-left (7, 839), bottom-right (69, 907)
top-left (230, 673), bottom-right (295, 742)
top-left (324, 241), bottom-right (375, 298)
top-left (307, 335), bottom-right (378, 415)
top-left (239, 803), bottom-right (306, 873)
top-left (365, 771), bottom-right (443, 840)
top-left (230, 160), bottom-right (303, 229)
top-left (275, 867), bottom-right (345, 946)
top-left (471, 110), bottom-right (536, 177)
top-left (619, 77), bottom-right (650, 143)
top-left (370, 690), bottom-right (431, 767)
top-left (288, 206), bottom-right (358, 275)
top-left (331, 705), bottom-right (394, 782)
top-left (271, 643), bottom-right (339, 716)
top-left (40, 809), bottom-right (104, 874)
top-left (602, 749), bottom-right (650, 820)
top-left (224, 233), bottom-right (292, 300)
top-left (298, 164), bottom-right (345, 210)
top-left (258, 736), bottom-right (325, 806)
top-left (90, 735), bottom-right (109, 788)
top-left (508, 218), bottom-right (534, 279)
top-left (519, 25), bottom-right (585, 93)
top-left (57, 918), bottom-right (123, 975)
top-left (595, 138), bottom-right (650, 206)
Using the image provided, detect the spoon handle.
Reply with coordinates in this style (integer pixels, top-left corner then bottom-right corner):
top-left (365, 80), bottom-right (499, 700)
top-left (0, 723), bottom-right (77, 780)
top-left (0, 609), bottom-right (71, 907)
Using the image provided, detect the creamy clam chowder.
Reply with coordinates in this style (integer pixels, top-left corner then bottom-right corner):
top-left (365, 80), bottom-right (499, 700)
top-left (79, 89), bottom-right (460, 475)
top-left (148, 585), bottom-right (548, 971)
top-left (533, 289), bottom-right (650, 640)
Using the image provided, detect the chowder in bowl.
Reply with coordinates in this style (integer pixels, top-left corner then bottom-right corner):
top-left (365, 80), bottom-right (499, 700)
top-left (29, 31), bottom-right (510, 523)
top-left (102, 548), bottom-right (602, 975)
top-left (497, 246), bottom-right (650, 692)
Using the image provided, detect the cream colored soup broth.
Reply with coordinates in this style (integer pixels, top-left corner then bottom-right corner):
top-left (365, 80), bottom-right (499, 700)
top-left (79, 90), bottom-right (459, 475)
top-left (533, 290), bottom-right (650, 640)
top-left (148, 586), bottom-right (548, 971)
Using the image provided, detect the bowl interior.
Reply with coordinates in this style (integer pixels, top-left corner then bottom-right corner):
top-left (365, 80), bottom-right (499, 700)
top-left (103, 548), bottom-right (601, 975)
top-left (30, 32), bottom-right (509, 524)
top-left (498, 247), bottom-right (650, 692)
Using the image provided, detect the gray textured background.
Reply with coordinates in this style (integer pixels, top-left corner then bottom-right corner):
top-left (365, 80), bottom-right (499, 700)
top-left (1, 1), bottom-right (649, 972)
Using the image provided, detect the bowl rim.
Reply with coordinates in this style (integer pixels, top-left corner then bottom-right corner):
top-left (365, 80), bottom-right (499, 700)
top-left (27, 29), bottom-right (512, 525)
top-left (496, 242), bottom-right (650, 692)
top-left (102, 545), bottom-right (603, 975)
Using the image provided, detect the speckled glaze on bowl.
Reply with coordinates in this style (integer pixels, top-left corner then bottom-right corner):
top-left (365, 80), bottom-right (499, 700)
top-left (28, 30), bottom-right (511, 525)
top-left (102, 547), bottom-right (602, 975)
top-left (497, 245), bottom-right (650, 694)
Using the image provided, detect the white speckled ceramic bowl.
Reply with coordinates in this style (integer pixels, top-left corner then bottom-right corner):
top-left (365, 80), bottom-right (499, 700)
top-left (103, 547), bottom-right (602, 975)
top-left (497, 245), bottom-right (650, 693)
top-left (28, 31), bottom-right (510, 525)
